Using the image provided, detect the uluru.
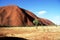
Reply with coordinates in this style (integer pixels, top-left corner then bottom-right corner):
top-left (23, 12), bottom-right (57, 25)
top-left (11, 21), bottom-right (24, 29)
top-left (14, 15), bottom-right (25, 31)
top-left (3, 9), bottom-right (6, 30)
top-left (0, 5), bottom-right (55, 27)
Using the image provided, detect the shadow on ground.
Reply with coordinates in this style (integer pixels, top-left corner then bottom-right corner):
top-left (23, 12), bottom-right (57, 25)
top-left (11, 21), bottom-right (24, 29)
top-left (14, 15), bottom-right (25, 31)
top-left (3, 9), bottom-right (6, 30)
top-left (0, 37), bottom-right (28, 40)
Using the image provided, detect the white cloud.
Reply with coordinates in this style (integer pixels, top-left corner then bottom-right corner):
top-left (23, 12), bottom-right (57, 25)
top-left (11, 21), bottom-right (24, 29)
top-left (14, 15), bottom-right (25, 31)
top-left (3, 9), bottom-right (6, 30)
top-left (38, 10), bottom-right (47, 15)
top-left (36, 10), bottom-right (47, 17)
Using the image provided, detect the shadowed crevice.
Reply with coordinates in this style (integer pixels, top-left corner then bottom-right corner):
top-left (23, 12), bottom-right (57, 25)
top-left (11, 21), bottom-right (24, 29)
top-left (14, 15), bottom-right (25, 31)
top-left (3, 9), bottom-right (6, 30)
top-left (20, 8), bottom-right (34, 23)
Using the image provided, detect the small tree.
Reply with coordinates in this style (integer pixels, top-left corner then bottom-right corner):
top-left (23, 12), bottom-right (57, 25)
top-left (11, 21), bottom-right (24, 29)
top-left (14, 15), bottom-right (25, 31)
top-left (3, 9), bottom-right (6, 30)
top-left (33, 19), bottom-right (39, 29)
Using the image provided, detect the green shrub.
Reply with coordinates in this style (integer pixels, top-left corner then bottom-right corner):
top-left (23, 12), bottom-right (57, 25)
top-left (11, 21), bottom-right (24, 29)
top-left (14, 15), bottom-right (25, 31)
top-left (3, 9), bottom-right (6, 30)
top-left (33, 19), bottom-right (39, 29)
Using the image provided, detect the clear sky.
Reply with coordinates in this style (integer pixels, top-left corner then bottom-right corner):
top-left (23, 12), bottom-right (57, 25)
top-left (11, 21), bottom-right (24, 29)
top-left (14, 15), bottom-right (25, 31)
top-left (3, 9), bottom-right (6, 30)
top-left (0, 0), bottom-right (60, 25)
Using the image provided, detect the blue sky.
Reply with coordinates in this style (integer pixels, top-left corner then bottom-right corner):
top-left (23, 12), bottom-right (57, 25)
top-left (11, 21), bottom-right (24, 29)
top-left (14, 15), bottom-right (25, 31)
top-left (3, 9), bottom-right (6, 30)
top-left (0, 0), bottom-right (60, 25)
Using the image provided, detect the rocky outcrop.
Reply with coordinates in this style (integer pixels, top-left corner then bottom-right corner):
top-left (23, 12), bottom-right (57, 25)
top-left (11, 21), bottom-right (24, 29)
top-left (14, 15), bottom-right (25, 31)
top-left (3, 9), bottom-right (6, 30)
top-left (0, 5), bottom-right (55, 26)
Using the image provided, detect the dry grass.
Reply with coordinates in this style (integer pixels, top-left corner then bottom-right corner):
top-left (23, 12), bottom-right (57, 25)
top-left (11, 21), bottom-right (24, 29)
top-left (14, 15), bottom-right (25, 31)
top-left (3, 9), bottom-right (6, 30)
top-left (0, 26), bottom-right (60, 40)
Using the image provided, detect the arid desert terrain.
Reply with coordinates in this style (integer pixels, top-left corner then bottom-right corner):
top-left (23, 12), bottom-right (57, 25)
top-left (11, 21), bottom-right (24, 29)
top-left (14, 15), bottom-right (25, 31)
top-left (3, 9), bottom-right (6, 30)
top-left (0, 26), bottom-right (60, 40)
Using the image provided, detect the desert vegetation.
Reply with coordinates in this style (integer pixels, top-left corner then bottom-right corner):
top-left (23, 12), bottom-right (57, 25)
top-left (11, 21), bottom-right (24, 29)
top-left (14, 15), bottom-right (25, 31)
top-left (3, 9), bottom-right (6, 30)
top-left (0, 26), bottom-right (60, 40)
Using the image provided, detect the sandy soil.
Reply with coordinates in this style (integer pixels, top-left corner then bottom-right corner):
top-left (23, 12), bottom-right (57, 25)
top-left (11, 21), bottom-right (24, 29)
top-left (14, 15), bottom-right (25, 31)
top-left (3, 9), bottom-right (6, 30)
top-left (0, 26), bottom-right (60, 40)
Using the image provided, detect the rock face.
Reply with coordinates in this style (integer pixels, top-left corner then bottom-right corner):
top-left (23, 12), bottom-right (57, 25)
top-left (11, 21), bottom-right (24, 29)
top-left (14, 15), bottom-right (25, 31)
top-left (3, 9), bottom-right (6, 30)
top-left (0, 5), bottom-right (55, 26)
